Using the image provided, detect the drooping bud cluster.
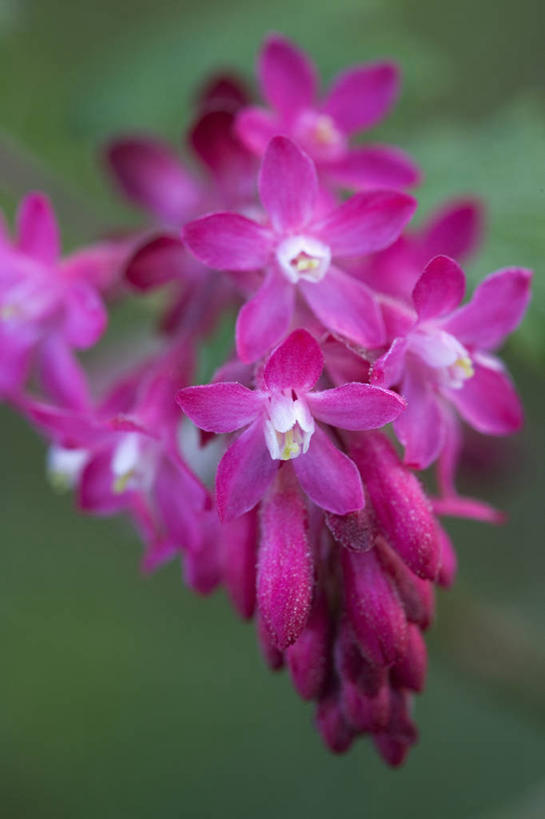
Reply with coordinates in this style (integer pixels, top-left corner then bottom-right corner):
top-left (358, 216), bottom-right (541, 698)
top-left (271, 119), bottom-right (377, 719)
top-left (0, 34), bottom-right (532, 765)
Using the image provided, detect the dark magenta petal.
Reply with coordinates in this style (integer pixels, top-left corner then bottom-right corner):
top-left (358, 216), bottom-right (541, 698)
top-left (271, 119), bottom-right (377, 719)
top-left (78, 448), bottom-right (131, 515)
top-left (259, 34), bottom-right (317, 120)
top-left (370, 337), bottom-right (409, 389)
top-left (293, 426), bottom-right (364, 514)
top-left (263, 328), bottom-right (323, 392)
top-left (322, 61), bottom-right (399, 134)
top-left (184, 212), bottom-right (272, 271)
top-left (390, 624), bottom-right (427, 692)
top-left (177, 382), bottom-right (262, 433)
top-left (286, 589), bottom-right (330, 700)
top-left (259, 136), bottom-right (318, 231)
top-left (412, 255), bottom-right (466, 321)
top-left (222, 511), bottom-right (258, 619)
top-left (216, 418), bottom-right (277, 521)
top-left (125, 235), bottom-right (187, 291)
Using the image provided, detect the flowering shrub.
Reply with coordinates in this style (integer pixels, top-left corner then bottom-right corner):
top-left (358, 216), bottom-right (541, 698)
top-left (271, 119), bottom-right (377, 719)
top-left (0, 34), bottom-right (531, 766)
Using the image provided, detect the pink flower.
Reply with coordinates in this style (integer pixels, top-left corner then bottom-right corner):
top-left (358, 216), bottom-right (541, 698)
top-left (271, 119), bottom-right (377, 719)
top-left (372, 255), bottom-right (532, 469)
top-left (177, 329), bottom-right (405, 520)
top-left (236, 34), bottom-right (420, 191)
top-left (185, 136), bottom-right (416, 361)
top-left (0, 193), bottom-right (107, 400)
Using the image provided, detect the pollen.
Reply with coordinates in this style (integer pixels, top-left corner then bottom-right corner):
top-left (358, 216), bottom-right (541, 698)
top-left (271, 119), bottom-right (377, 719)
top-left (291, 251), bottom-right (320, 273)
top-left (455, 356), bottom-right (474, 379)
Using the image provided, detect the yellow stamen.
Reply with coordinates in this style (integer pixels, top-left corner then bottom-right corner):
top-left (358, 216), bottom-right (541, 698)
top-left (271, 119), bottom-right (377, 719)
top-left (314, 115), bottom-right (337, 145)
top-left (280, 429), bottom-right (300, 461)
top-left (113, 471), bottom-right (134, 494)
top-left (456, 356), bottom-right (474, 379)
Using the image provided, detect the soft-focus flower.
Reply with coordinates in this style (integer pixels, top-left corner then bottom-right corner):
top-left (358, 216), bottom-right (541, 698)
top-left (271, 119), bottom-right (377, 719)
top-left (372, 255), bottom-right (532, 468)
top-left (177, 329), bottom-right (405, 519)
top-left (236, 33), bottom-right (420, 191)
top-left (185, 136), bottom-right (416, 361)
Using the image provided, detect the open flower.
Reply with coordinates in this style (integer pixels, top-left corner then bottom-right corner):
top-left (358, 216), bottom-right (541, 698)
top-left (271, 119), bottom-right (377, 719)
top-left (177, 329), bottom-right (405, 520)
top-left (185, 136), bottom-right (416, 361)
top-left (236, 34), bottom-right (420, 191)
top-left (372, 255), bottom-right (532, 468)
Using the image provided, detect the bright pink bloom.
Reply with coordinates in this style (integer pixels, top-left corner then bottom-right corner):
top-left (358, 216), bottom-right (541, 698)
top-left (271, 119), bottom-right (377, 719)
top-left (177, 329), bottom-right (405, 519)
top-left (236, 34), bottom-right (420, 191)
top-left (185, 136), bottom-right (416, 361)
top-left (0, 193), bottom-right (108, 400)
top-left (372, 256), bottom-right (532, 469)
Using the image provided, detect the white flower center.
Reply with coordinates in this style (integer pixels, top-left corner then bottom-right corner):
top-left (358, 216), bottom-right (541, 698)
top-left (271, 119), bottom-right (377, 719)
top-left (47, 446), bottom-right (88, 491)
top-left (276, 235), bottom-right (331, 284)
top-left (294, 111), bottom-right (346, 161)
top-left (263, 391), bottom-right (315, 461)
top-left (408, 327), bottom-right (474, 389)
top-left (111, 432), bottom-right (157, 493)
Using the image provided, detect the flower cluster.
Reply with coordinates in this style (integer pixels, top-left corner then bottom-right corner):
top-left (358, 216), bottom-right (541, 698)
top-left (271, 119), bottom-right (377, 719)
top-left (1, 34), bottom-right (531, 765)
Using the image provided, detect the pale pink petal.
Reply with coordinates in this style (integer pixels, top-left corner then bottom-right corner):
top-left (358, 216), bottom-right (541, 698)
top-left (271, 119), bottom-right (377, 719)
top-left (125, 235), bottom-right (187, 291)
top-left (257, 468), bottom-right (313, 650)
top-left (370, 337), bottom-right (408, 388)
top-left (421, 198), bottom-right (484, 262)
top-left (263, 328), bottom-right (323, 392)
top-left (314, 190), bottom-right (417, 257)
top-left (235, 267), bottom-right (294, 363)
top-left (184, 213), bottom-right (272, 271)
top-left (216, 418), bottom-right (277, 521)
top-left (325, 145), bottom-right (421, 190)
top-left (63, 281), bottom-right (107, 349)
top-left (307, 383), bottom-right (405, 430)
top-left (442, 268), bottom-right (532, 350)
top-left (106, 136), bottom-right (200, 224)
top-left (412, 255), bottom-right (466, 321)
top-left (293, 426), bottom-right (364, 514)
top-left (234, 106), bottom-right (282, 155)
top-left (300, 265), bottom-right (385, 348)
top-left (322, 62), bottom-right (399, 134)
top-left (37, 335), bottom-right (90, 411)
top-left (395, 367), bottom-right (446, 469)
top-left (177, 382), bottom-right (262, 433)
top-left (446, 358), bottom-right (523, 435)
top-left (259, 136), bottom-right (318, 231)
top-left (16, 192), bottom-right (60, 265)
top-left (259, 34), bottom-right (317, 120)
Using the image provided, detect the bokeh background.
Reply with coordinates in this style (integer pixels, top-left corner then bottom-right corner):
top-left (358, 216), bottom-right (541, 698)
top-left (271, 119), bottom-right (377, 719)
top-left (1, 0), bottom-right (544, 816)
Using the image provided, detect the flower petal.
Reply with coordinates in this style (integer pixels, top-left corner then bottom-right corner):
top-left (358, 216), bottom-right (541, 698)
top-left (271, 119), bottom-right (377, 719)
top-left (446, 357), bottom-right (523, 435)
top-left (37, 335), bottom-right (90, 411)
top-left (259, 34), bottom-right (317, 120)
top-left (78, 448), bottom-right (131, 514)
top-left (325, 145), bottom-right (421, 190)
top-left (421, 198), bottom-right (484, 262)
top-left (63, 281), bottom-right (107, 349)
top-left (322, 62), bottom-right (399, 134)
top-left (395, 367), bottom-right (446, 469)
top-left (412, 255), bottom-right (466, 321)
top-left (259, 136), bottom-right (318, 232)
top-left (153, 454), bottom-right (205, 550)
top-left (314, 190), bottom-right (417, 257)
top-left (235, 267), bottom-right (294, 363)
top-left (300, 265), bottom-right (385, 348)
top-left (257, 467), bottom-right (313, 650)
top-left (125, 235), bottom-right (187, 291)
top-left (263, 328), bottom-right (323, 392)
top-left (177, 382), bottom-right (262, 433)
top-left (106, 136), bottom-right (200, 224)
top-left (286, 590), bottom-right (330, 699)
top-left (216, 418), bottom-right (277, 521)
top-left (293, 426), bottom-right (364, 514)
top-left (370, 337), bottom-right (408, 388)
top-left (222, 511), bottom-right (258, 619)
top-left (16, 192), bottom-right (60, 265)
top-left (234, 106), bottom-right (282, 155)
top-left (307, 383), bottom-right (405, 430)
top-left (184, 213), bottom-right (272, 271)
top-left (442, 267), bottom-right (532, 350)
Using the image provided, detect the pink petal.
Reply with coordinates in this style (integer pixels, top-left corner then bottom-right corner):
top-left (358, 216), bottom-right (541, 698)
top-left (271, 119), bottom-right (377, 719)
top-left (412, 255), bottom-right (466, 321)
top-left (370, 337), bottom-right (408, 388)
top-left (16, 192), bottom-right (60, 265)
top-left (177, 382), bottom-right (262, 433)
top-left (394, 367), bottom-right (446, 469)
top-left (446, 358), bottom-right (523, 435)
top-left (342, 547), bottom-right (407, 666)
top-left (197, 72), bottom-right (249, 110)
top-left (62, 281), bottom-right (107, 349)
top-left (37, 335), bottom-right (90, 411)
top-left (216, 418), bottom-right (277, 521)
top-left (325, 145), bottom-right (421, 190)
top-left (259, 34), bottom-right (317, 121)
top-left (442, 268), bottom-right (532, 350)
top-left (263, 328), bottom-right (323, 392)
top-left (0, 328), bottom-right (33, 399)
top-left (78, 448), bottom-right (130, 515)
top-left (257, 467), bottom-right (313, 650)
top-left (314, 190), bottom-right (417, 257)
top-left (106, 137), bottom-right (200, 224)
top-left (293, 426), bottom-right (364, 514)
top-left (436, 526), bottom-right (458, 588)
top-left (125, 235), bottom-right (187, 291)
top-left (184, 212), bottom-right (272, 271)
top-left (259, 136), bottom-right (318, 231)
top-left (234, 106), bottom-right (282, 155)
top-left (390, 624), bottom-right (427, 692)
top-left (300, 265), bottom-right (385, 348)
top-left (190, 109), bottom-right (256, 202)
top-left (153, 454), bottom-right (205, 550)
top-left (316, 689), bottom-right (354, 754)
top-left (307, 382), bottom-right (405, 430)
top-left (432, 495), bottom-right (506, 524)
top-left (257, 611), bottom-right (285, 670)
top-left (421, 198), bottom-right (484, 262)
top-left (322, 62), bottom-right (399, 134)
top-left (222, 511), bottom-right (258, 619)
top-left (286, 589), bottom-right (330, 699)
top-left (235, 267), bottom-right (294, 363)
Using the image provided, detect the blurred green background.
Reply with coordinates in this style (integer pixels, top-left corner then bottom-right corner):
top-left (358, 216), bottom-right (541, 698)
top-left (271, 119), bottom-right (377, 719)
top-left (1, 0), bottom-right (544, 816)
